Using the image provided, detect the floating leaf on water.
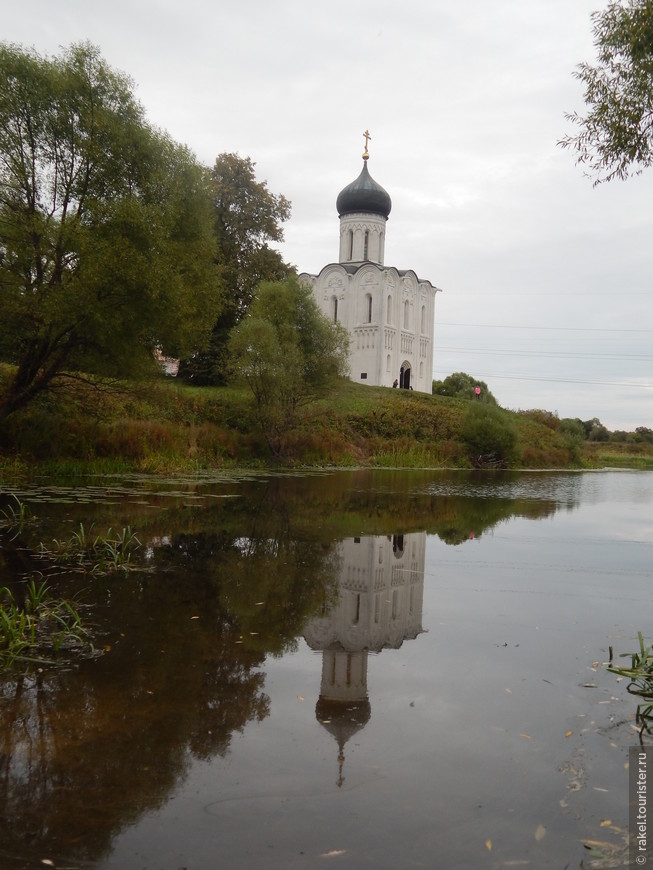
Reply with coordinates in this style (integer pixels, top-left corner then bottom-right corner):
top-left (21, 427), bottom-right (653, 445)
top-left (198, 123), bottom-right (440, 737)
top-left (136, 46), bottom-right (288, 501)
top-left (520, 733), bottom-right (532, 740)
top-left (41, 860), bottom-right (55, 866)
top-left (321, 850), bottom-right (347, 857)
top-left (534, 824), bottom-right (546, 841)
top-left (297, 695), bottom-right (305, 701)
top-left (565, 730), bottom-right (572, 737)
top-left (582, 838), bottom-right (615, 854)
top-left (600, 819), bottom-right (611, 827)
top-left (485, 839), bottom-right (492, 851)
top-left (190, 616), bottom-right (199, 620)
top-left (505, 688), bottom-right (512, 694)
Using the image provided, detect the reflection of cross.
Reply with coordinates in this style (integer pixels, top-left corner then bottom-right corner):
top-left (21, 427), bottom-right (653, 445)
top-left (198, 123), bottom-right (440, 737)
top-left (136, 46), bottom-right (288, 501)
top-left (363, 129), bottom-right (371, 159)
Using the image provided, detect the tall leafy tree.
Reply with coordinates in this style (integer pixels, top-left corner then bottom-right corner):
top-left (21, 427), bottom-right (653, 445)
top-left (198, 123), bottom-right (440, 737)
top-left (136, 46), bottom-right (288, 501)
top-left (229, 276), bottom-right (350, 454)
top-left (179, 153), bottom-right (292, 384)
top-left (0, 42), bottom-right (220, 424)
top-left (432, 372), bottom-right (497, 404)
top-left (560, 0), bottom-right (653, 183)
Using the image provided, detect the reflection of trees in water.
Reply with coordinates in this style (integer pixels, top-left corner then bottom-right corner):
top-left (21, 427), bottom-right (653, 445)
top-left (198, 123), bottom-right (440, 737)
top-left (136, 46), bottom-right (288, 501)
top-left (154, 530), bottom-right (340, 656)
top-left (5, 470), bottom-right (571, 563)
top-left (0, 521), bottom-right (340, 867)
top-left (0, 576), bottom-right (272, 865)
top-left (0, 470), bottom-right (573, 865)
top-left (428, 496), bottom-right (559, 545)
top-left (122, 471), bottom-right (566, 553)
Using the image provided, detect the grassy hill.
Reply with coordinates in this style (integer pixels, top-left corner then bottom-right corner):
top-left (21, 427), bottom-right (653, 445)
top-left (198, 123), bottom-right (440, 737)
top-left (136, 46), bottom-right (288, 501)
top-left (0, 372), bottom-right (651, 474)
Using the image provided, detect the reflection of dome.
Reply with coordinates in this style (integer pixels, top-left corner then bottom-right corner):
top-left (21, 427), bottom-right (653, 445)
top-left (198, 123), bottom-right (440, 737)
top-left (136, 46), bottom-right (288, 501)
top-left (303, 534), bottom-right (427, 786)
top-left (315, 697), bottom-right (372, 788)
top-left (336, 161), bottom-right (392, 219)
top-left (315, 697), bottom-right (372, 740)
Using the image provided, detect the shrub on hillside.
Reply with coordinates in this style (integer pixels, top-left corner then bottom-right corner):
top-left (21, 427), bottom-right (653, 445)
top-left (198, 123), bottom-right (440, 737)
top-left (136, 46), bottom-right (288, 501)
top-left (460, 404), bottom-right (519, 468)
top-left (560, 418), bottom-right (586, 440)
top-left (518, 409), bottom-right (560, 430)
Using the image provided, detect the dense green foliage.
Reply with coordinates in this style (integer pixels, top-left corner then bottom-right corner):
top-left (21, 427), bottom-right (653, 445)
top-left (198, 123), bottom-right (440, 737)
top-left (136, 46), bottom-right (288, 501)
top-left (228, 276), bottom-right (350, 454)
top-left (460, 403), bottom-right (519, 467)
top-left (179, 153), bottom-right (292, 385)
top-left (432, 372), bottom-right (496, 403)
top-left (561, 0), bottom-right (653, 183)
top-left (0, 42), bottom-right (220, 424)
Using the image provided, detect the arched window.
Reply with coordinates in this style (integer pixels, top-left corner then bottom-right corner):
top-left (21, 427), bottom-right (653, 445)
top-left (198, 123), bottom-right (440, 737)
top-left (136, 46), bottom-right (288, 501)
top-left (363, 230), bottom-right (369, 260)
top-left (403, 300), bottom-right (409, 329)
top-left (386, 294), bottom-right (392, 323)
top-left (421, 304), bottom-right (426, 334)
top-left (352, 594), bottom-right (360, 626)
top-left (348, 230), bottom-right (353, 261)
top-left (367, 293), bottom-right (373, 323)
top-left (332, 296), bottom-right (338, 322)
top-left (386, 354), bottom-right (391, 372)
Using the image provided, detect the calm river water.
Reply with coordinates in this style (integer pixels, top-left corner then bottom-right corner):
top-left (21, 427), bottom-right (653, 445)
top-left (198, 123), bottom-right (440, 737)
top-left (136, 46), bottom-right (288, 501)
top-left (0, 469), bottom-right (651, 869)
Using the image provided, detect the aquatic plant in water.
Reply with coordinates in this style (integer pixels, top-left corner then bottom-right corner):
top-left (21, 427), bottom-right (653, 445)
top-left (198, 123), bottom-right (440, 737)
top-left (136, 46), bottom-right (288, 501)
top-left (0, 579), bottom-right (92, 668)
top-left (0, 494), bottom-right (35, 538)
top-left (42, 523), bottom-right (141, 574)
top-left (608, 632), bottom-right (653, 740)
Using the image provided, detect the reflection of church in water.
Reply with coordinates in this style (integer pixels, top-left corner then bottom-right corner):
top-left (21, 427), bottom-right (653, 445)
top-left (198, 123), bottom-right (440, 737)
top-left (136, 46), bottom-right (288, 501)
top-left (303, 533), bottom-right (426, 786)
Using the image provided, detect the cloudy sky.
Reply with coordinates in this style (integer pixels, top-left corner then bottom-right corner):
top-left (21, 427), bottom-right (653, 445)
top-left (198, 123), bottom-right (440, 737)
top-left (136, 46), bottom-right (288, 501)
top-left (6, 0), bottom-right (652, 430)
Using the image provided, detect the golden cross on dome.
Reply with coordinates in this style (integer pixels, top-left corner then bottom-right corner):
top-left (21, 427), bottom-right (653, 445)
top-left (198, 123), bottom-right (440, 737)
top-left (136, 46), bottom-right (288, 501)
top-left (363, 129), bottom-right (371, 160)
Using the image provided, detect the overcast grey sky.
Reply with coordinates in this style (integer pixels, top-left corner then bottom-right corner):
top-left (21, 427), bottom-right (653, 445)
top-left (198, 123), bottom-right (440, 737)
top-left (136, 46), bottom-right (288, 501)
top-left (5, 0), bottom-right (653, 429)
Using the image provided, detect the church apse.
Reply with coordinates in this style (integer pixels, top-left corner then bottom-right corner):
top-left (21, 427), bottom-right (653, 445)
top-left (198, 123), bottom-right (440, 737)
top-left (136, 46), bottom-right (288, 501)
top-left (303, 532), bottom-right (426, 786)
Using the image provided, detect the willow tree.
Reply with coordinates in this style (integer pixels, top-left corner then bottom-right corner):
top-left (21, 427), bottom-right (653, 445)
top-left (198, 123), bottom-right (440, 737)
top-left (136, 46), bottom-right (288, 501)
top-left (561, 0), bottom-right (653, 183)
top-left (0, 42), bottom-right (220, 424)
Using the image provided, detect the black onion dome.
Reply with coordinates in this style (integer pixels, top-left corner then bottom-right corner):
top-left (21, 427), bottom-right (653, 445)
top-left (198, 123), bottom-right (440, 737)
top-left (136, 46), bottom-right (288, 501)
top-left (336, 161), bottom-right (392, 219)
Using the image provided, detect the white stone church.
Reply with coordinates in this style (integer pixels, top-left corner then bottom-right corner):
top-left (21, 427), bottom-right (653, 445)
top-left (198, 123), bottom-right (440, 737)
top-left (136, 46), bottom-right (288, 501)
top-left (299, 136), bottom-right (440, 393)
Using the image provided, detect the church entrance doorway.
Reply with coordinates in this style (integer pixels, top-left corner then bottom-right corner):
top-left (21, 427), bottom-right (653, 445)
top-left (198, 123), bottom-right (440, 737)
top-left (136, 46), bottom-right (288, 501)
top-left (399, 364), bottom-right (411, 390)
